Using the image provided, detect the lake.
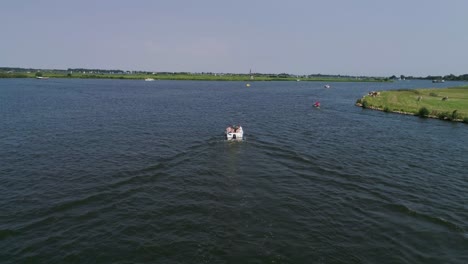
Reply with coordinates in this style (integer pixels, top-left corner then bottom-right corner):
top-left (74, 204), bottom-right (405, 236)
top-left (1, 78), bottom-right (467, 263)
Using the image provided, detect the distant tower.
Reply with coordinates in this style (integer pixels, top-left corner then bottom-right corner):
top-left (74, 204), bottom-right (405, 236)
top-left (250, 68), bottom-right (254, 80)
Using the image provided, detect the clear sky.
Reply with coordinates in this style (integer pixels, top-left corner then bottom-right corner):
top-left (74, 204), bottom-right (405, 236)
top-left (1, 0), bottom-right (467, 76)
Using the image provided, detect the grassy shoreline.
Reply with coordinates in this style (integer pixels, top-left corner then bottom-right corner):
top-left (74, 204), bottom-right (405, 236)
top-left (356, 86), bottom-right (468, 123)
top-left (0, 72), bottom-right (389, 82)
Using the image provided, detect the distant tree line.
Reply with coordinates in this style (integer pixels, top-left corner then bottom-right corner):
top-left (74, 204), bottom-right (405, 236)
top-left (0, 67), bottom-right (66, 73)
top-left (67, 68), bottom-right (127, 74)
top-left (389, 74), bottom-right (468, 81)
top-left (425, 74), bottom-right (468, 81)
top-left (1, 67), bottom-right (468, 81)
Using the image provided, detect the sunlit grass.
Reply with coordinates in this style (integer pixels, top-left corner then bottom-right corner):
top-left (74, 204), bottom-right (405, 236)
top-left (358, 86), bottom-right (468, 121)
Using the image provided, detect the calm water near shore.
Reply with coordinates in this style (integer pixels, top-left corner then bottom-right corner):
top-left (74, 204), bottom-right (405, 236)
top-left (1, 79), bottom-right (467, 263)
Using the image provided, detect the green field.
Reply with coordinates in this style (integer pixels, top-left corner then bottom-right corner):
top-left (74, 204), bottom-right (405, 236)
top-left (0, 71), bottom-right (389, 82)
top-left (357, 86), bottom-right (468, 122)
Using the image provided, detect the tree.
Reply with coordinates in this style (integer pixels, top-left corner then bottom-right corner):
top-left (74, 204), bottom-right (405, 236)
top-left (418, 107), bottom-right (429, 117)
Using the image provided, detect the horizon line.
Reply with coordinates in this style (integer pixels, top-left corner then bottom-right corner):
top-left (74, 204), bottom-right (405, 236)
top-left (1, 66), bottom-right (459, 78)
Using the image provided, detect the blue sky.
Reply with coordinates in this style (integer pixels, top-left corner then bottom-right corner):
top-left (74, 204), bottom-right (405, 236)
top-left (1, 0), bottom-right (467, 76)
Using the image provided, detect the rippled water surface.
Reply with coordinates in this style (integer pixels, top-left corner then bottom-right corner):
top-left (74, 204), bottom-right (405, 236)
top-left (1, 79), bottom-right (467, 263)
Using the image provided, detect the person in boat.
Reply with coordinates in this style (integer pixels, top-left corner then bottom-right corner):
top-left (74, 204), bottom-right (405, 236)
top-left (314, 101), bottom-right (320, 107)
top-left (226, 126), bottom-right (233, 133)
top-left (232, 125), bottom-right (239, 132)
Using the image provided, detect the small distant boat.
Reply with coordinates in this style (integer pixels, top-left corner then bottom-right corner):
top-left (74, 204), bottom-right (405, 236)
top-left (36, 76), bottom-right (49, 79)
top-left (225, 125), bottom-right (243, 140)
top-left (314, 101), bottom-right (321, 108)
top-left (432, 79), bottom-right (445, 83)
top-left (324, 84), bottom-right (331, 88)
top-left (246, 83), bottom-right (251, 87)
top-left (145, 78), bottom-right (155, 81)
top-left (297, 79), bottom-right (301, 82)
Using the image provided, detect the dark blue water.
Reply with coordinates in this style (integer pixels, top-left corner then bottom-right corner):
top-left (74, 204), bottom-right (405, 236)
top-left (1, 79), bottom-right (467, 263)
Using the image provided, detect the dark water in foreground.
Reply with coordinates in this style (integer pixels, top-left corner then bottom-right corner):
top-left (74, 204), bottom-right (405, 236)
top-left (1, 79), bottom-right (467, 263)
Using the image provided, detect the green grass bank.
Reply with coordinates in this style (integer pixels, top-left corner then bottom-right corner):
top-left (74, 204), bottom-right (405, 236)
top-left (356, 86), bottom-right (468, 123)
top-left (0, 72), bottom-right (389, 82)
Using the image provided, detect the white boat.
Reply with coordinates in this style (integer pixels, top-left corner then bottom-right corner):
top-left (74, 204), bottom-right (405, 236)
top-left (225, 125), bottom-right (243, 140)
top-left (432, 79), bottom-right (444, 83)
top-left (324, 84), bottom-right (330, 88)
top-left (145, 78), bottom-right (155, 81)
top-left (36, 76), bottom-right (49, 79)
